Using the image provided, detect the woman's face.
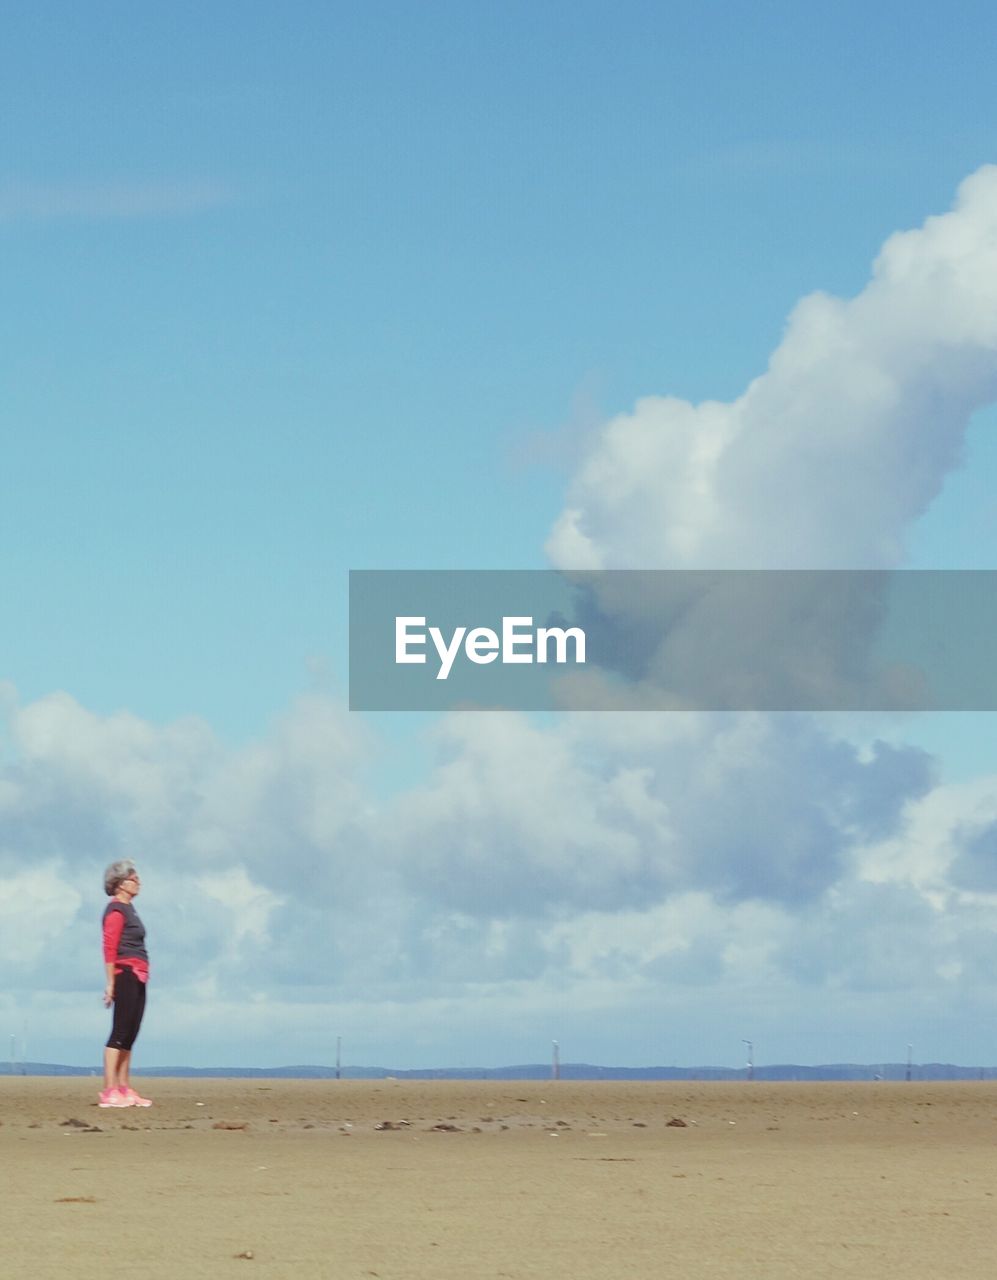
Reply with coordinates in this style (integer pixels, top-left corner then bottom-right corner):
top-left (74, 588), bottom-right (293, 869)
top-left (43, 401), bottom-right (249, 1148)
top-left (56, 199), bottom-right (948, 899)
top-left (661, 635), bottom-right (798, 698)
top-left (121, 873), bottom-right (141, 897)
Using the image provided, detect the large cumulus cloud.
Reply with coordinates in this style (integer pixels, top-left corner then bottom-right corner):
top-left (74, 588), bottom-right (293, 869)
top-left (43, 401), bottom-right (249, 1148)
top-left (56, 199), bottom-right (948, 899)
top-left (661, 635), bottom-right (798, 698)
top-left (1, 684), bottom-right (994, 1066)
top-left (386, 712), bottom-right (934, 912)
top-left (547, 166), bottom-right (997, 571)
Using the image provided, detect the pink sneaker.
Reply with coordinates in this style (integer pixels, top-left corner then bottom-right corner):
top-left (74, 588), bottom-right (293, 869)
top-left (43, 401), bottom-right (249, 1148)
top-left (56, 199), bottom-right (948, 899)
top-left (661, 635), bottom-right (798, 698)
top-left (120, 1086), bottom-right (153, 1107)
top-left (98, 1087), bottom-right (130, 1108)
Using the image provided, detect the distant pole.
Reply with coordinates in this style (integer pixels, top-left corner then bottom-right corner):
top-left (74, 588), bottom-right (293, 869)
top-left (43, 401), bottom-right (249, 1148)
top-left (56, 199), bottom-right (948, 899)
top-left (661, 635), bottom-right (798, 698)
top-left (906, 1044), bottom-right (912, 1083)
top-left (552, 1040), bottom-right (560, 1081)
top-left (336, 1036), bottom-right (342, 1081)
top-left (743, 1040), bottom-right (754, 1082)
top-left (9, 1034), bottom-right (14, 1077)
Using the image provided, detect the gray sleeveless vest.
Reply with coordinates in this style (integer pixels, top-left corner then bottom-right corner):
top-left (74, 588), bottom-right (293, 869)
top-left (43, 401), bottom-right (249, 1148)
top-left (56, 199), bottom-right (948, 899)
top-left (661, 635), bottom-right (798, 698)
top-left (103, 900), bottom-right (148, 962)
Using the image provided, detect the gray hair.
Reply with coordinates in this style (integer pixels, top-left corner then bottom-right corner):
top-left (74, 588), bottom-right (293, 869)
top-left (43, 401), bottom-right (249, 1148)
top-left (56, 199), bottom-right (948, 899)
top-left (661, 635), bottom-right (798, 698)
top-left (104, 860), bottom-right (138, 897)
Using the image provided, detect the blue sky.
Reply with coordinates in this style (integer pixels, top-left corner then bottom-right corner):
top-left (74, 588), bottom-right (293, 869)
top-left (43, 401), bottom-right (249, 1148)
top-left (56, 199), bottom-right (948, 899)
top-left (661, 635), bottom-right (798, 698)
top-left (4, 1), bottom-right (997, 1070)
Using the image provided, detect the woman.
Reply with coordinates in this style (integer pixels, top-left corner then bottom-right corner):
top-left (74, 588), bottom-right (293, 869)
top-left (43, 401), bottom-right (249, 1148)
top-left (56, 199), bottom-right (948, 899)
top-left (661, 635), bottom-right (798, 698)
top-left (100, 860), bottom-right (152, 1107)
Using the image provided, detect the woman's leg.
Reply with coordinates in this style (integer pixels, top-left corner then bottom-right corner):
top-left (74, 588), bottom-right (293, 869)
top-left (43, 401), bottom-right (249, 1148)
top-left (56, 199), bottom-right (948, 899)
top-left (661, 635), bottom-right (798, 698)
top-left (103, 1046), bottom-right (124, 1090)
top-left (106, 969), bottom-right (144, 1084)
top-left (115, 1049), bottom-right (132, 1089)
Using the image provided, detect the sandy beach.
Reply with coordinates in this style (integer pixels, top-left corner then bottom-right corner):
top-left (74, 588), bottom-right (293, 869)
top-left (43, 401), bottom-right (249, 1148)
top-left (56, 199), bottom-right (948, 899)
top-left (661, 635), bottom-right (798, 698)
top-left (2, 1077), bottom-right (995, 1278)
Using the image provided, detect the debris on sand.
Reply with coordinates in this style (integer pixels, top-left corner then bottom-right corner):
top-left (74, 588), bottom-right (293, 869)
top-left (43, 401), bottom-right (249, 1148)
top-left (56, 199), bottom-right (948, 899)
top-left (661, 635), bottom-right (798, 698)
top-left (666, 1117), bottom-right (688, 1128)
top-left (212, 1121), bottom-right (250, 1131)
top-left (60, 1117), bottom-right (103, 1133)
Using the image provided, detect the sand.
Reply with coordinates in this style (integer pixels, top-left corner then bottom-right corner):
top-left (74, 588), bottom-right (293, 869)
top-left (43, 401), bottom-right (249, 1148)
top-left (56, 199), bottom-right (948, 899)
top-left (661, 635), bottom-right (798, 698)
top-left (2, 1077), bottom-right (995, 1278)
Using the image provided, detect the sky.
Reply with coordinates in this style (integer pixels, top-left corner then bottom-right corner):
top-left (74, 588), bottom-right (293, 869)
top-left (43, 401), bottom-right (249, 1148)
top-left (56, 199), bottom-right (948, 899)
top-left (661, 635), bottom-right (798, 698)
top-left (4, 0), bottom-right (997, 1070)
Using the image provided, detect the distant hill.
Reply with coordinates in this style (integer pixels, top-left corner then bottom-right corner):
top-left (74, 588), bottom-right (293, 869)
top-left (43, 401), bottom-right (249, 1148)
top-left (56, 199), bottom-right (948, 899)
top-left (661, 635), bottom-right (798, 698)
top-left (4, 1061), bottom-right (995, 1081)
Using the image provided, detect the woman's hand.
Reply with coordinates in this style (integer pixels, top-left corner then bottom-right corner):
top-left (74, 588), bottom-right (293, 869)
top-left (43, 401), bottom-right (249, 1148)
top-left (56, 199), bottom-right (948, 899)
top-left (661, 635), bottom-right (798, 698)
top-left (103, 983), bottom-right (115, 1008)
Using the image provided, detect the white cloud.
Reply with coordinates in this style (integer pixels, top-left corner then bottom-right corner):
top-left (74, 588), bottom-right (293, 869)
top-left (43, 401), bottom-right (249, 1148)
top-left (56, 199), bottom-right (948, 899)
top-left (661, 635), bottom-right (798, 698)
top-left (547, 166), bottom-right (997, 570)
top-left (385, 713), bottom-right (678, 915)
top-left (0, 678), bottom-right (978, 1067)
top-left (0, 687), bottom-right (946, 1065)
top-left (0, 865), bottom-right (82, 969)
top-left (386, 711), bottom-right (932, 914)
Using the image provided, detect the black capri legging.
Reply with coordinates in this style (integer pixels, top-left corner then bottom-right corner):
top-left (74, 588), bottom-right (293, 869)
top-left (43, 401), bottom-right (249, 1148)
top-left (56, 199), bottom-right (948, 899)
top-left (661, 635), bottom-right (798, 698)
top-left (106, 966), bottom-right (147, 1051)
